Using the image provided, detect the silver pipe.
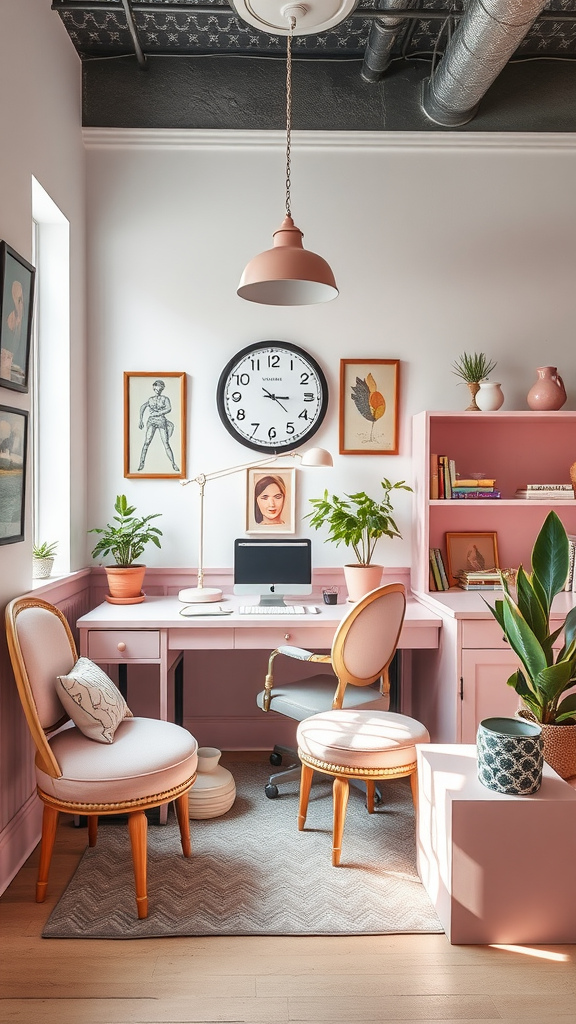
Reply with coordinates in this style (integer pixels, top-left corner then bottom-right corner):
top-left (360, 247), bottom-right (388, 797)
top-left (120, 0), bottom-right (147, 66)
top-left (361, 0), bottom-right (417, 83)
top-left (421, 0), bottom-right (550, 126)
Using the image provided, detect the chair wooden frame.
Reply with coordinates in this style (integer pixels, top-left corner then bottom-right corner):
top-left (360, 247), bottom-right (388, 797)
top-left (5, 597), bottom-right (196, 919)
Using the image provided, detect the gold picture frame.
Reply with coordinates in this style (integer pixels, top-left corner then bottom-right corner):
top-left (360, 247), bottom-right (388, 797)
top-left (124, 372), bottom-right (186, 479)
top-left (339, 359), bottom-right (400, 455)
top-left (445, 531), bottom-right (500, 586)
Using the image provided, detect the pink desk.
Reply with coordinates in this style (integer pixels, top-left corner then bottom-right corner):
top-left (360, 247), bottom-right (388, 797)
top-left (417, 744), bottom-right (576, 944)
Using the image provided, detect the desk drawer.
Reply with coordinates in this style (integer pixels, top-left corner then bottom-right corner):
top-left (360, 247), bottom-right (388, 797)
top-left (234, 626), bottom-right (334, 650)
top-left (169, 628), bottom-right (233, 650)
top-left (87, 630), bottom-right (160, 661)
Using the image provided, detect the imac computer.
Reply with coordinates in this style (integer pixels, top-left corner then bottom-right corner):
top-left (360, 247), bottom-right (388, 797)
top-left (234, 538), bottom-right (312, 607)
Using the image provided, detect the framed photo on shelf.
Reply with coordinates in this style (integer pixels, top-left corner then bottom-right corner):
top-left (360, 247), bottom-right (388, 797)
top-left (0, 405), bottom-right (28, 545)
top-left (0, 242), bottom-right (35, 393)
top-left (245, 466), bottom-right (296, 534)
top-left (445, 531), bottom-right (500, 586)
top-left (124, 372), bottom-right (186, 479)
top-left (339, 359), bottom-right (400, 455)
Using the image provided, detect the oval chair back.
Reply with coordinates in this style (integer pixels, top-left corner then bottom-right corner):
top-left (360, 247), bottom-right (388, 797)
top-left (330, 583), bottom-right (406, 709)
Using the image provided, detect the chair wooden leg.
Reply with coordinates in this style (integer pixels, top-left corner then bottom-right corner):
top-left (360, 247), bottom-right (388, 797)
top-left (365, 779), bottom-right (376, 814)
top-left (128, 811), bottom-right (148, 919)
top-left (332, 776), bottom-right (349, 867)
top-left (36, 804), bottom-right (59, 903)
top-left (298, 763), bottom-right (314, 831)
top-left (410, 770), bottom-right (419, 811)
top-left (175, 791), bottom-right (191, 857)
top-left (88, 815), bottom-right (98, 847)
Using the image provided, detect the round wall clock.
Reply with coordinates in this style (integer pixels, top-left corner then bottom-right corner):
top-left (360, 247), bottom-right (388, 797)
top-left (216, 341), bottom-right (329, 453)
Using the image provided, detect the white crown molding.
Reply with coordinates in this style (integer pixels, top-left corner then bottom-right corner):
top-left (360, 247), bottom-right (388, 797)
top-left (82, 128), bottom-right (576, 152)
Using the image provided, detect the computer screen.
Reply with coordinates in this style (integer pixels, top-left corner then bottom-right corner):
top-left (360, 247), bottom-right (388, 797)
top-left (234, 538), bottom-right (312, 606)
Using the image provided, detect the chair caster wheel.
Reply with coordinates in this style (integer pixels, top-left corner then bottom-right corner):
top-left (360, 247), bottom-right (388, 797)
top-left (270, 752), bottom-right (283, 766)
top-left (265, 784), bottom-right (279, 799)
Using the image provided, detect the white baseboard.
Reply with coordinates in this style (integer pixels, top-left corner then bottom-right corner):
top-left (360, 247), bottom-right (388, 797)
top-left (0, 791), bottom-right (42, 896)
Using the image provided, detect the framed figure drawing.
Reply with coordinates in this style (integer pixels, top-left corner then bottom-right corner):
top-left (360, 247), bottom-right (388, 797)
top-left (340, 359), bottom-right (400, 455)
top-left (0, 242), bottom-right (35, 393)
top-left (124, 372), bottom-right (186, 479)
top-left (246, 467), bottom-right (295, 534)
top-left (0, 405), bottom-right (28, 544)
top-left (445, 531), bottom-right (499, 586)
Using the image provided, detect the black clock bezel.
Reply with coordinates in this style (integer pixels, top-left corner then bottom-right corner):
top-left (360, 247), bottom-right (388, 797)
top-left (216, 341), bottom-right (329, 454)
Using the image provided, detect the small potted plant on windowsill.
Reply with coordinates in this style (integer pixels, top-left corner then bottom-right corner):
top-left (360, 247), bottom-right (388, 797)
top-left (488, 510), bottom-right (576, 780)
top-left (32, 541), bottom-right (58, 579)
top-left (89, 494), bottom-right (162, 604)
top-left (305, 478), bottom-right (412, 603)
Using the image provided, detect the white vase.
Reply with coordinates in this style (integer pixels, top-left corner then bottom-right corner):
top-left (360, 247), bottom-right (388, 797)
top-left (188, 746), bottom-right (236, 819)
top-left (343, 564), bottom-right (383, 603)
top-left (476, 381), bottom-right (504, 412)
top-left (32, 557), bottom-right (54, 579)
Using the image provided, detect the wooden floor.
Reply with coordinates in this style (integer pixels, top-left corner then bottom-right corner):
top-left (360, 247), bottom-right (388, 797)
top-left (1, 754), bottom-right (575, 1024)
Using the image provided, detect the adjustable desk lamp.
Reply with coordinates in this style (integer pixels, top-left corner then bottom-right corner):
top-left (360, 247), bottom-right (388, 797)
top-left (178, 446), bottom-right (332, 604)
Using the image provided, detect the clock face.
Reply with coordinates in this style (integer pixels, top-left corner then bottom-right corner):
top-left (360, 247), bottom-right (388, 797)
top-left (217, 342), bottom-right (329, 453)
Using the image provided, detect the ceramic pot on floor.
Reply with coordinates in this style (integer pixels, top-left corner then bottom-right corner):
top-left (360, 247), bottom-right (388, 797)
top-left (188, 747), bottom-right (236, 819)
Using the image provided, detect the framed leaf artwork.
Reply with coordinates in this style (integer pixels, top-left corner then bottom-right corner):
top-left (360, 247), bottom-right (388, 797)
top-left (339, 359), bottom-right (400, 455)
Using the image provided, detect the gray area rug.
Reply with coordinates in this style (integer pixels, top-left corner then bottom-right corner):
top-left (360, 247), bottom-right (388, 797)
top-left (43, 759), bottom-right (443, 938)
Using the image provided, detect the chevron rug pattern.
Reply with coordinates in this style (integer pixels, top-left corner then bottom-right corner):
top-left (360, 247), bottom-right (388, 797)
top-left (42, 759), bottom-right (442, 938)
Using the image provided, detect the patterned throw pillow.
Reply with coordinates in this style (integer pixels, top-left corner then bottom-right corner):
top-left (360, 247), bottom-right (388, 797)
top-left (57, 657), bottom-right (133, 743)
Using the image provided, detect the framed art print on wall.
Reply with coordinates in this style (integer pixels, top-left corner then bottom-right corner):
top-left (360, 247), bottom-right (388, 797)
top-left (246, 466), bottom-right (296, 534)
top-left (339, 359), bottom-right (400, 455)
top-left (124, 372), bottom-right (186, 479)
top-left (445, 531), bottom-right (500, 586)
top-left (0, 242), bottom-right (35, 393)
top-left (0, 405), bottom-right (28, 544)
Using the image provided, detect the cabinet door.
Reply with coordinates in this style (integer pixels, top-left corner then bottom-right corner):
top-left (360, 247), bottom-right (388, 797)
top-left (461, 649), bottom-right (522, 743)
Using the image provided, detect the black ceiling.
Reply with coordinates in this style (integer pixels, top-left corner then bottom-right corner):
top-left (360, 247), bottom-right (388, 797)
top-left (52, 0), bottom-right (576, 130)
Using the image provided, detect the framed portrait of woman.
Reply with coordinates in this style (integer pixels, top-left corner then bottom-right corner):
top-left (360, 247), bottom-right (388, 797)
top-left (246, 467), bottom-right (296, 534)
top-left (0, 242), bottom-right (35, 394)
top-left (124, 372), bottom-right (186, 479)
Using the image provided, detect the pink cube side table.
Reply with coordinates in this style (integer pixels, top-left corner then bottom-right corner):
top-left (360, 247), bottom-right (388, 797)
top-left (416, 744), bottom-right (576, 944)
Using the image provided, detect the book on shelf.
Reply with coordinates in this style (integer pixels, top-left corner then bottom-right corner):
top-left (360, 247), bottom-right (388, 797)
top-left (458, 583), bottom-right (502, 591)
top-left (526, 484), bottom-right (573, 491)
top-left (454, 568), bottom-right (502, 590)
top-left (429, 549), bottom-right (444, 591)
top-left (452, 484), bottom-right (497, 492)
top-left (515, 489), bottom-right (575, 500)
top-left (434, 548), bottom-right (450, 590)
top-left (451, 490), bottom-right (501, 499)
top-left (439, 456), bottom-right (452, 499)
top-left (453, 479), bottom-right (496, 487)
top-left (430, 453), bottom-right (439, 501)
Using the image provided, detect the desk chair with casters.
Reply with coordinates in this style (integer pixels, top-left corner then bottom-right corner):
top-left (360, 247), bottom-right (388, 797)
top-left (257, 583), bottom-right (407, 800)
top-left (5, 597), bottom-right (198, 920)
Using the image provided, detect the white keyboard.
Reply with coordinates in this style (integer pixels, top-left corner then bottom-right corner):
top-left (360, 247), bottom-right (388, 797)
top-left (238, 605), bottom-right (306, 615)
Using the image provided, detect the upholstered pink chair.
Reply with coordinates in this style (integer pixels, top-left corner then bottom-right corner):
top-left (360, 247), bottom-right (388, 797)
top-left (5, 597), bottom-right (198, 919)
top-left (260, 584), bottom-right (430, 864)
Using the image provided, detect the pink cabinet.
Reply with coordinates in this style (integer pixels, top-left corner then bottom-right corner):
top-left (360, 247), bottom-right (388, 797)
top-left (460, 649), bottom-right (523, 742)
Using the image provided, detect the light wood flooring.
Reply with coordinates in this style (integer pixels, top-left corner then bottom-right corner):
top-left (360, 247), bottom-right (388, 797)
top-left (1, 753), bottom-right (574, 1024)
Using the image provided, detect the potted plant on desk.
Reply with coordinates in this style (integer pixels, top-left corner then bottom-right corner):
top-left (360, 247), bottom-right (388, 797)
top-left (306, 477), bottom-right (412, 603)
top-left (488, 510), bottom-right (576, 779)
top-left (89, 494), bottom-right (163, 604)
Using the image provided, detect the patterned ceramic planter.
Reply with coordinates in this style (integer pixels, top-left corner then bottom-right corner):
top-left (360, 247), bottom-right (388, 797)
top-left (32, 557), bottom-right (54, 579)
top-left (477, 716), bottom-right (543, 795)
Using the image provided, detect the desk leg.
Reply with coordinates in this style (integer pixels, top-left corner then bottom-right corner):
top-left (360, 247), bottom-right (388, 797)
top-left (118, 663), bottom-right (128, 702)
top-left (389, 651), bottom-right (401, 713)
top-left (174, 654), bottom-right (184, 728)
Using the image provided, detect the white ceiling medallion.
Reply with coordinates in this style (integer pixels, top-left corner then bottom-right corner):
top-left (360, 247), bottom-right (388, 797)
top-left (230, 0), bottom-right (360, 36)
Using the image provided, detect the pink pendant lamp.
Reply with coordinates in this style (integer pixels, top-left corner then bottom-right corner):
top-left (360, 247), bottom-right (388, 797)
top-left (237, 8), bottom-right (338, 306)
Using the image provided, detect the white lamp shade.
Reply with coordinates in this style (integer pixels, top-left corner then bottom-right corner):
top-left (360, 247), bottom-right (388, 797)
top-left (300, 447), bottom-right (333, 467)
top-left (237, 215), bottom-right (338, 306)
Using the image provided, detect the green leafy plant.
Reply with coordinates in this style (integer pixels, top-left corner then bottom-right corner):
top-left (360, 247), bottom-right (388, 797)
top-left (89, 494), bottom-right (162, 567)
top-left (452, 352), bottom-right (497, 384)
top-left (488, 511), bottom-right (576, 724)
top-left (32, 541), bottom-right (58, 559)
top-left (305, 478), bottom-right (412, 566)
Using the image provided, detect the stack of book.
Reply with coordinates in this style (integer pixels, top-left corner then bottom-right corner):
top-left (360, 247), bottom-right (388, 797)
top-left (430, 455), bottom-right (499, 499)
top-left (454, 569), bottom-right (502, 591)
top-left (429, 548), bottom-right (450, 590)
top-left (515, 484), bottom-right (575, 500)
top-left (564, 535), bottom-right (576, 591)
top-left (451, 479), bottom-right (500, 499)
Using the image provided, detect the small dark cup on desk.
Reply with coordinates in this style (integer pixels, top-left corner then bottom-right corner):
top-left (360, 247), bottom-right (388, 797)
top-left (323, 587), bottom-right (338, 605)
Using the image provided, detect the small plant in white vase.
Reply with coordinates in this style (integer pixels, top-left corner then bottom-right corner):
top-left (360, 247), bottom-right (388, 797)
top-left (32, 541), bottom-right (58, 579)
top-left (306, 478), bottom-right (412, 602)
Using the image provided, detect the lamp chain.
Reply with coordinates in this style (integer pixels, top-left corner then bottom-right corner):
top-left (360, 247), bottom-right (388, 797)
top-left (285, 15), bottom-right (296, 219)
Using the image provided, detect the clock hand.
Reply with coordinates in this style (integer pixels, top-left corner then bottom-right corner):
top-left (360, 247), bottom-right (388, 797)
top-left (273, 398), bottom-right (289, 413)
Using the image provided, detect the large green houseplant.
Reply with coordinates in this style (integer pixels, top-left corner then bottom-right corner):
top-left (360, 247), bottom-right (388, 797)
top-left (306, 478), bottom-right (412, 602)
top-left (488, 510), bottom-right (576, 778)
top-left (89, 494), bottom-right (162, 603)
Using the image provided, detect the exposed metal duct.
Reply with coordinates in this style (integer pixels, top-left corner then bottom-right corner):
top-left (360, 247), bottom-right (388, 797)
top-left (421, 0), bottom-right (549, 126)
top-left (361, 0), bottom-right (416, 83)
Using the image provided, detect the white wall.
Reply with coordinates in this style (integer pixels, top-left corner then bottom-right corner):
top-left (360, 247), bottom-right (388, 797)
top-left (85, 130), bottom-right (576, 574)
top-left (0, 0), bottom-right (86, 883)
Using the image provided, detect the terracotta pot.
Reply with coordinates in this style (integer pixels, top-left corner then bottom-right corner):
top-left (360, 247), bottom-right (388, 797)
top-left (343, 563), bottom-right (383, 603)
top-left (526, 366), bottom-right (567, 411)
top-left (517, 708), bottom-right (576, 780)
top-left (105, 564), bottom-right (146, 603)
